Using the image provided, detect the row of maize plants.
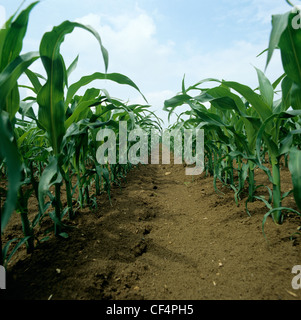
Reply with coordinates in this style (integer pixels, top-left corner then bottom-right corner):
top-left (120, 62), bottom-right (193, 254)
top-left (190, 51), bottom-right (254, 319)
top-left (0, 2), bottom-right (162, 267)
top-left (164, 3), bottom-right (301, 235)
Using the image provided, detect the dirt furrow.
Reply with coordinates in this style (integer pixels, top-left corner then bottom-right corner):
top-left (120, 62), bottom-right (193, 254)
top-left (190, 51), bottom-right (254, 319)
top-left (2, 161), bottom-right (301, 300)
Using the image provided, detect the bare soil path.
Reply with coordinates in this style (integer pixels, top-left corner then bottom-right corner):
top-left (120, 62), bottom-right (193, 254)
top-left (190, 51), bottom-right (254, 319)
top-left (2, 161), bottom-right (301, 300)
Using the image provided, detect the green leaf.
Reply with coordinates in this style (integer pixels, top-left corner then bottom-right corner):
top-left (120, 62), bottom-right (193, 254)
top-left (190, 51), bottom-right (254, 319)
top-left (163, 94), bottom-right (192, 122)
top-left (17, 126), bottom-right (37, 148)
top-left (0, 52), bottom-right (39, 117)
top-left (279, 12), bottom-right (301, 85)
top-left (255, 114), bottom-right (279, 163)
top-left (188, 103), bottom-right (230, 130)
top-left (272, 73), bottom-right (286, 90)
top-left (38, 157), bottom-right (62, 213)
top-left (164, 94), bottom-right (192, 109)
top-left (25, 69), bottom-right (43, 94)
top-left (205, 86), bottom-right (247, 116)
top-left (181, 74), bottom-right (186, 94)
top-left (241, 116), bottom-right (260, 154)
top-left (256, 110), bottom-right (301, 160)
top-left (5, 84), bottom-right (20, 121)
top-left (37, 54), bottom-right (65, 155)
top-left (255, 67), bottom-right (274, 108)
top-left (262, 207), bottom-right (301, 239)
top-left (66, 55), bottom-right (79, 84)
top-left (281, 76), bottom-right (292, 111)
top-left (222, 81), bottom-right (272, 121)
top-left (19, 101), bottom-right (38, 122)
top-left (0, 1), bottom-right (39, 72)
top-left (290, 81), bottom-right (301, 109)
top-left (37, 20), bottom-right (109, 155)
top-left (2, 236), bottom-right (31, 268)
top-left (67, 56), bottom-right (79, 82)
top-left (266, 12), bottom-right (290, 70)
top-left (65, 98), bottom-right (101, 128)
top-left (58, 232), bottom-right (69, 239)
top-left (0, 112), bottom-right (21, 233)
top-left (65, 72), bottom-right (147, 108)
top-left (185, 77), bottom-right (221, 93)
top-left (279, 129), bottom-right (301, 156)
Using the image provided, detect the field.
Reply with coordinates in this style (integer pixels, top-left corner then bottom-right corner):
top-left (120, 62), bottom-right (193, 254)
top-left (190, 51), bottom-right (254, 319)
top-left (2, 157), bottom-right (301, 300)
top-left (1, 1), bottom-right (301, 301)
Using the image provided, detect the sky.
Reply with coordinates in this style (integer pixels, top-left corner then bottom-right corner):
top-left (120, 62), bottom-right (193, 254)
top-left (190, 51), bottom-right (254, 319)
top-left (0, 0), bottom-right (296, 127)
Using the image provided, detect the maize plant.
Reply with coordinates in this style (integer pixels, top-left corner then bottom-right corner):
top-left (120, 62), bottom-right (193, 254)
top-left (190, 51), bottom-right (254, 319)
top-left (1, 2), bottom-right (39, 262)
top-left (0, 1), bottom-right (161, 266)
top-left (164, 4), bottom-right (301, 227)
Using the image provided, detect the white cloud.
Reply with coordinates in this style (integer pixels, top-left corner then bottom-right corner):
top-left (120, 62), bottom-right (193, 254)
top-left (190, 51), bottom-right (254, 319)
top-left (63, 10), bottom-right (174, 66)
top-left (59, 9), bottom-right (177, 102)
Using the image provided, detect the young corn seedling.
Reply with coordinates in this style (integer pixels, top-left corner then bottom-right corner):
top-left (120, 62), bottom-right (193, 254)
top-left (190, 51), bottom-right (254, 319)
top-left (0, 2), bottom-right (39, 262)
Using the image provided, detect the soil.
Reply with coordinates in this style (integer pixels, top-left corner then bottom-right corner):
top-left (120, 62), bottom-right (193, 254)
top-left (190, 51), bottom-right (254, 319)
top-left (1, 158), bottom-right (301, 300)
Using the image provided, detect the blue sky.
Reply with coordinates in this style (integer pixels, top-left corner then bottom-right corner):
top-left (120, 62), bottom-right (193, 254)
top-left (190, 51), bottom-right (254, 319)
top-left (0, 0), bottom-right (295, 126)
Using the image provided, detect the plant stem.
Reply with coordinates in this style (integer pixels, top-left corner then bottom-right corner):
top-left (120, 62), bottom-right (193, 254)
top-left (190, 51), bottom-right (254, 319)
top-left (272, 160), bottom-right (282, 224)
top-left (54, 183), bottom-right (62, 235)
top-left (208, 152), bottom-right (213, 176)
top-left (95, 171), bottom-right (101, 196)
top-left (229, 156), bottom-right (234, 185)
top-left (77, 172), bottom-right (83, 208)
top-left (237, 156), bottom-right (242, 171)
top-left (65, 177), bottom-right (74, 220)
top-left (20, 211), bottom-right (34, 253)
top-left (85, 184), bottom-right (90, 206)
top-left (248, 161), bottom-right (255, 202)
top-left (19, 188), bottom-right (34, 253)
